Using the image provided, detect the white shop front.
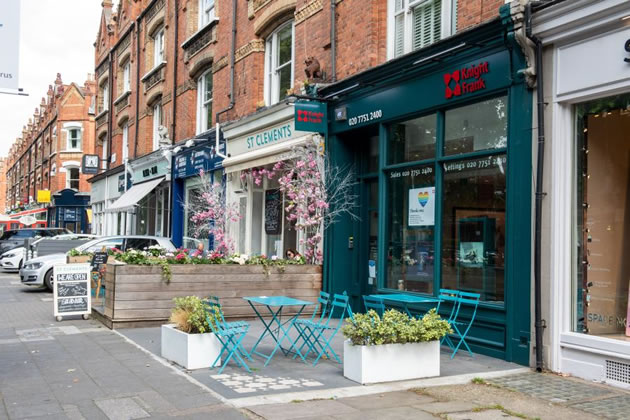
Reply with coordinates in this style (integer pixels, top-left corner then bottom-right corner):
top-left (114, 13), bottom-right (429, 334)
top-left (222, 103), bottom-right (317, 257)
top-left (534, 0), bottom-right (630, 387)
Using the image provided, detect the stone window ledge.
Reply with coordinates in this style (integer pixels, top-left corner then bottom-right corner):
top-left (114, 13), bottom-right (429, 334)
top-left (114, 90), bottom-right (132, 106)
top-left (182, 18), bottom-right (219, 50)
top-left (141, 61), bottom-right (167, 82)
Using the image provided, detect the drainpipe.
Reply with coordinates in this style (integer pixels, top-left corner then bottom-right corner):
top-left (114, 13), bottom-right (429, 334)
top-left (171, 0), bottom-right (179, 143)
top-left (525, 2), bottom-right (546, 373)
top-left (214, 0), bottom-right (236, 158)
top-left (107, 50), bottom-right (114, 169)
top-left (134, 20), bottom-right (141, 159)
top-left (330, 0), bottom-right (336, 82)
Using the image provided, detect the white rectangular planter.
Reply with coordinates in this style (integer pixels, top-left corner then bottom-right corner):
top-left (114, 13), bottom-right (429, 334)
top-left (343, 339), bottom-right (440, 384)
top-left (161, 324), bottom-right (222, 370)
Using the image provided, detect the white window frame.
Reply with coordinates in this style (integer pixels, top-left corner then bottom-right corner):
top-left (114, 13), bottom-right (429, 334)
top-left (198, 0), bottom-right (216, 28)
top-left (101, 137), bottom-right (108, 170)
top-left (152, 103), bottom-right (162, 151)
top-left (123, 60), bottom-right (131, 92)
top-left (153, 27), bottom-right (165, 68)
top-left (264, 21), bottom-right (295, 106)
top-left (122, 123), bottom-right (129, 161)
top-left (67, 127), bottom-right (82, 151)
top-left (50, 163), bottom-right (56, 176)
top-left (66, 166), bottom-right (80, 190)
top-left (387, 0), bottom-right (455, 60)
top-left (196, 69), bottom-right (213, 134)
top-left (101, 81), bottom-right (109, 112)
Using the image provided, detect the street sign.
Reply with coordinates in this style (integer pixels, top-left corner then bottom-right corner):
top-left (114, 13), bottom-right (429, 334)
top-left (82, 154), bottom-right (100, 175)
top-left (37, 190), bottom-right (51, 203)
top-left (53, 263), bottom-right (91, 321)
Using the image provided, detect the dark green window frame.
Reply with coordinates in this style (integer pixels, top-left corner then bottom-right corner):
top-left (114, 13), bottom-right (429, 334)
top-left (376, 92), bottom-right (509, 308)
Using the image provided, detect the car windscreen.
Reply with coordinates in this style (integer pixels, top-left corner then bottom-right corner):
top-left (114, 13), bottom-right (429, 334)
top-left (0, 230), bottom-right (35, 240)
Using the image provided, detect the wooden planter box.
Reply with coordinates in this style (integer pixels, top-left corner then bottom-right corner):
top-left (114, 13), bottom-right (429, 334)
top-left (67, 255), bottom-right (92, 264)
top-left (93, 263), bottom-right (322, 329)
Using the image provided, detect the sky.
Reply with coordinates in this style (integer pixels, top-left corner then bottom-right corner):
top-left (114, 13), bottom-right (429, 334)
top-left (0, 0), bottom-right (102, 158)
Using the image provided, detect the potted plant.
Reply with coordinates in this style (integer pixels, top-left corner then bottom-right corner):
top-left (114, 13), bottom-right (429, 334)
top-left (161, 296), bottom-right (222, 370)
top-left (342, 308), bottom-right (451, 384)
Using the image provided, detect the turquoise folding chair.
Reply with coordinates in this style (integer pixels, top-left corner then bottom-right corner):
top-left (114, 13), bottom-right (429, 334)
top-left (435, 289), bottom-right (461, 352)
top-left (205, 296), bottom-right (252, 360)
top-left (362, 295), bottom-right (385, 317)
top-left (448, 291), bottom-right (480, 359)
top-left (291, 291), bottom-right (330, 360)
top-left (203, 300), bottom-right (252, 374)
top-left (292, 292), bottom-right (353, 366)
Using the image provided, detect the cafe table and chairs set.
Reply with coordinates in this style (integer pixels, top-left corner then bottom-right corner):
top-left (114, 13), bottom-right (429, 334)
top-left (201, 288), bottom-right (480, 373)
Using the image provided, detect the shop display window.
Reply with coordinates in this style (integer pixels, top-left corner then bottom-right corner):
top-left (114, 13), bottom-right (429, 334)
top-left (383, 95), bottom-right (508, 302)
top-left (574, 93), bottom-right (630, 338)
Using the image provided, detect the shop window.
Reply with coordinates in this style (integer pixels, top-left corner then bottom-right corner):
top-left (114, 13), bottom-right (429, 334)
top-left (66, 167), bottom-right (80, 190)
top-left (441, 155), bottom-right (506, 302)
top-left (67, 128), bottom-right (82, 151)
top-left (152, 102), bottom-right (163, 151)
top-left (388, 114), bottom-right (437, 164)
top-left (264, 22), bottom-right (294, 106)
top-left (153, 27), bottom-right (165, 67)
top-left (199, 0), bottom-right (215, 28)
top-left (574, 93), bottom-right (630, 337)
top-left (196, 70), bottom-right (213, 134)
top-left (444, 96), bottom-right (507, 156)
top-left (391, 0), bottom-right (456, 59)
top-left (386, 165), bottom-right (436, 293)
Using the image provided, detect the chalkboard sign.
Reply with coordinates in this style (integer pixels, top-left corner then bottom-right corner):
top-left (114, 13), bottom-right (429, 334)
top-left (264, 189), bottom-right (282, 235)
top-left (53, 263), bottom-right (91, 320)
top-left (91, 252), bottom-right (108, 268)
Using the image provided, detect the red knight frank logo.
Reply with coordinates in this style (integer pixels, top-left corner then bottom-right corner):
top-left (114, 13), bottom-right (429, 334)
top-left (444, 61), bottom-right (489, 99)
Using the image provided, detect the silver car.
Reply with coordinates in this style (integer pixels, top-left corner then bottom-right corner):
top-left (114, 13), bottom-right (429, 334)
top-left (19, 236), bottom-right (177, 291)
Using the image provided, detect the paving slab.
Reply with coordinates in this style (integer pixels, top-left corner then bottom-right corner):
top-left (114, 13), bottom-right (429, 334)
top-left (337, 391), bottom-right (434, 410)
top-left (334, 405), bottom-right (437, 420)
top-left (94, 397), bottom-right (150, 419)
top-left (247, 399), bottom-right (360, 420)
top-left (448, 409), bottom-right (523, 419)
top-left (413, 400), bottom-right (479, 414)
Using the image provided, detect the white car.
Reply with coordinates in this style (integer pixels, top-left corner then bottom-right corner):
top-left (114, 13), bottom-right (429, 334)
top-left (20, 235), bottom-right (177, 291)
top-left (0, 234), bottom-right (98, 272)
top-left (0, 247), bottom-right (25, 271)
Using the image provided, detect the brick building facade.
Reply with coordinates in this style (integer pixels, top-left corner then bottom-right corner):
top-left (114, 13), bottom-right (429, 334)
top-left (0, 158), bottom-right (7, 214)
top-left (4, 74), bottom-right (96, 231)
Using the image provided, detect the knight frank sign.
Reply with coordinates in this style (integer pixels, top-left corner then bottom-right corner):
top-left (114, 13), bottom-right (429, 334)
top-left (0, 0), bottom-right (20, 91)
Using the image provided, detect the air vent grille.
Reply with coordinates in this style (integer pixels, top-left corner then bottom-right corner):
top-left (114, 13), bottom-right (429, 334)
top-left (606, 359), bottom-right (630, 384)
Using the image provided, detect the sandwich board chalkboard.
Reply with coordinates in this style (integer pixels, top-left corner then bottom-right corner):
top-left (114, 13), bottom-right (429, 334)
top-left (53, 263), bottom-right (91, 321)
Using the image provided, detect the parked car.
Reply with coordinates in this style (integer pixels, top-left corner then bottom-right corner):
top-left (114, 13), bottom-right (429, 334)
top-left (19, 236), bottom-right (177, 291)
top-left (0, 228), bottom-right (70, 255)
top-left (0, 234), bottom-right (99, 272)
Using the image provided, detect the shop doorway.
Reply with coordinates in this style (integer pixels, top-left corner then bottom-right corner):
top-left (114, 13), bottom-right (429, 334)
top-left (326, 126), bottom-right (379, 311)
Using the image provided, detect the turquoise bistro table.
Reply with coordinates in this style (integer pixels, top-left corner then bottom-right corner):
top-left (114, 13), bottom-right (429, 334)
top-left (243, 296), bottom-right (314, 366)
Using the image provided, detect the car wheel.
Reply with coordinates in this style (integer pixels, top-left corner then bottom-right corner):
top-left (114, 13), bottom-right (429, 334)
top-left (44, 269), bottom-right (54, 292)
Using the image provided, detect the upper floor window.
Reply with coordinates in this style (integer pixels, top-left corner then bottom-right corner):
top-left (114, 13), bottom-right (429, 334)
top-left (67, 128), bottom-right (82, 151)
top-left (153, 103), bottom-right (163, 151)
top-left (153, 27), bottom-right (165, 67)
top-left (390, 0), bottom-right (455, 59)
top-left (123, 61), bottom-right (131, 92)
top-left (196, 70), bottom-right (213, 134)
top-left (122, 123), bottom-right (129, 161)
top-left (66, 167), bottom-right (80, 190)
top-left (199, 0), bottom-right (215, 28)
top-left (100, 81), bottom-right (109, 112)
top-left (264, 22), bottom-right (294, 106)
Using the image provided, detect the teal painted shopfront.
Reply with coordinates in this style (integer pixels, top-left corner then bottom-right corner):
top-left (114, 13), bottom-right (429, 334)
top-left (320, 16), bottom-right (532, 365)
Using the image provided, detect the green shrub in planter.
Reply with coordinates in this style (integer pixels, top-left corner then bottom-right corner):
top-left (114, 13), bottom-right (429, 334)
top-left (169, 296), bottom-right (222, 334)
top-left (342, 308), bottom-right (451, 346)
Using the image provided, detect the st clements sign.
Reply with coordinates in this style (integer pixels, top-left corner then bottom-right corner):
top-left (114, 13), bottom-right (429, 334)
top-left (229, 119), bottom-right (309, 158)
top-left (444, 61), bottom-right (489, 99)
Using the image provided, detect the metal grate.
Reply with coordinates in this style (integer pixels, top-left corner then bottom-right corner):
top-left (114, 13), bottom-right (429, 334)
top-left (606, 360), bottom-right (630, 384)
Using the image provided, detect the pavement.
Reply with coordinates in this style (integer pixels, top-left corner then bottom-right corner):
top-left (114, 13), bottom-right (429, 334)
top-left (2, 270), bottom-right (630, 420)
